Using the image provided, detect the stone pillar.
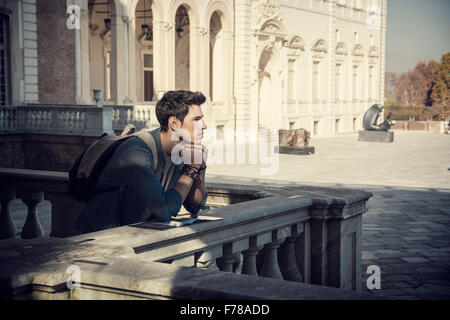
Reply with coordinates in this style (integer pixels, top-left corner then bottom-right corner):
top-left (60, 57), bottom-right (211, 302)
top-left (152, 21), bottom-right (167, 99)
top-left (189, 27), bottom-right (203, 92)
top-left (75, 2), bottom-right (91, 104)
top-left (234, 0), bottom-right (252, 136)
top-left (326, 201), bottom-right (364, 291)
top-left (308, 195), bottom-right (370, 291)
top-left (110, 12), bottom-right (127, 104)
top-left (127, 16), bottom-right (137, 103)
top-left (378, 0), bottom-right (387, 106)
top-left (165, 22), bottom-right (176, 90)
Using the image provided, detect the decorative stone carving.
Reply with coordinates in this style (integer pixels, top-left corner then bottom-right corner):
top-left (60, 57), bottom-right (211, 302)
top-left (335, 42), bottom-right (348, 55)
top-left (262, 23), bottom-right (281, 34)
top-left (288, 36), bottom-right (305, 49)
top-left (311, 39), bottom-right (327, 53)
top-left (368, 46), bottom-right (379, 58)
top-left (253, 0), bottom-right (283, 28)
top-left (352, 44), bottom-right (364, 56)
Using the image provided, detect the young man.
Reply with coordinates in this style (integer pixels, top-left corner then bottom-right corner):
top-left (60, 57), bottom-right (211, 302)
top-left (74, 90), bottom-right (208, 233)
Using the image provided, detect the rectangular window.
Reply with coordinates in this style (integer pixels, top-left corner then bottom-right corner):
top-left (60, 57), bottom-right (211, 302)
top-left (335, 63), bottom-right (341, 101)
top-left (312, 61), bottom-right (319, 101)
top-left (313, 120), bottom-right (319, 136)
top-left (143, 53), bottom-right (154, 101)
top-left (353, 117), bottom-right (357, 131)
top-left (335, 119), bottom-right (340, 133)
top-left (352, 65), bottom-right (358, 101)
top-left (368, 66), bottom-right (374, 100)
top-left (288, 59), bottom-right (295, 100)
top-left (0, 14), bottom-right (11, 105)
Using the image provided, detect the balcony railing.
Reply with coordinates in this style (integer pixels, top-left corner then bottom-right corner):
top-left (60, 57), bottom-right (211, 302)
top-left (0, 167), bottom-right (372, 294)
top-left (0, 103), bottom-right (159, 137)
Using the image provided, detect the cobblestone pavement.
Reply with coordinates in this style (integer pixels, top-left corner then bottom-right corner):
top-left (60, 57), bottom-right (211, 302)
top-left (9, 131), bottom-right (450, 299)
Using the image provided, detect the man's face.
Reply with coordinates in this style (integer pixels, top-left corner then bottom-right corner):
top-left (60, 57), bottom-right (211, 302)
top-left (178, 104), bottom-right (207, 144)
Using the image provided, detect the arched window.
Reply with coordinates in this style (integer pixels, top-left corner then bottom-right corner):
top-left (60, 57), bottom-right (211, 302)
top-left (209, 11), bottom-right (222, 101)
top-left (175, 5), bottom-right (190, 90)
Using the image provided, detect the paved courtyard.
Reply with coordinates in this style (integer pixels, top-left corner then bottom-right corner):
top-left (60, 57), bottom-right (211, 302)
top-left (205, 130), bottom-right (450, 299)
top-left (9, 130), bottom-right (450, 299)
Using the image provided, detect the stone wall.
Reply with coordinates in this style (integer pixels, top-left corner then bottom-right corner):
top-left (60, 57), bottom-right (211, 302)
top-left (391, 121), bottom-right (445, 133)
top-left (0, 134), bottom-right (95, 171)
top-left (37, 0), bottom-right (76, 104)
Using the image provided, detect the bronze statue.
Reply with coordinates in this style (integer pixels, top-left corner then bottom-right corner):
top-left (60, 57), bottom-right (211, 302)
top-left (363, 104), bottom-right (393, 131)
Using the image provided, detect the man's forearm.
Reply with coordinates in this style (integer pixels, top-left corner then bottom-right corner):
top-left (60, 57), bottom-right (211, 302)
top-left (186, 170), bottom-right (206, 206)
top-left (174, 174), bottom-right (195, 202)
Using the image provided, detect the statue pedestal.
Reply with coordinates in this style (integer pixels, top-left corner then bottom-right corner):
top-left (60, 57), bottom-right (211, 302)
top-left (358, 130), bottom-right (394, 143)
top-left (276, 146), bottom-right (315, 155)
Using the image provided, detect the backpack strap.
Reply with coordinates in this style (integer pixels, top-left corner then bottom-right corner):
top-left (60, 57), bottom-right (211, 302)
top-left (134, 130), bottom-right (159, 171)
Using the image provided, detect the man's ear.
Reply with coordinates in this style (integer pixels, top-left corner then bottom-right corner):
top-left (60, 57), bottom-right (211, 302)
top-left (168, 116), bottom-right (181, 131)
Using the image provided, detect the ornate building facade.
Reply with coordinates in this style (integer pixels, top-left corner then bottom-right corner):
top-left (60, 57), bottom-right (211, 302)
top-left (1, 0), bottom-right (386, 139)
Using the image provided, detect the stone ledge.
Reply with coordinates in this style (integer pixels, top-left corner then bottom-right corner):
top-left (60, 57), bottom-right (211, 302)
top-left (0, 238), bottom-right (379, 300)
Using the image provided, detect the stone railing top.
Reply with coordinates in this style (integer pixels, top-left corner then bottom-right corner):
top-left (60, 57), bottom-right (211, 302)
top-left (0, 237), bottom-right (379, 300)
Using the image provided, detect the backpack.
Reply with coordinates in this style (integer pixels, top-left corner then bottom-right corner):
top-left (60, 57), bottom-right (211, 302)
top-left (68, 124), bottom-right (159, 202)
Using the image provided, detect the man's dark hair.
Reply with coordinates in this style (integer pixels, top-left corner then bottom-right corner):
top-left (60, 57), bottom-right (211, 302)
top-left (155, 90), bottom-right (206, 132)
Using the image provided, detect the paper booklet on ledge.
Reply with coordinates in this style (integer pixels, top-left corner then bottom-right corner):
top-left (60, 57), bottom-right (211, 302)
top-left (151, 217), bottom-right (198, 228)
top-left (144, 214), bottom-right (222, 230)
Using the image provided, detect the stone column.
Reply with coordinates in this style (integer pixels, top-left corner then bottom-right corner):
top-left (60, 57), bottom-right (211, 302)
top-left (378, 0), bottom-right (387, 106)
top-left (234, 0), bottom-right (253, 136)
top-left (110, 12), bottom-right (127, 104)
top-left (127, 16), bottom-right (137, 103)
top-left (152, 21), bottom-right (166, 99)
top-left (75, 3), bottom-right (91, 104)
top-left (189, 26), bottom-right (203, 92)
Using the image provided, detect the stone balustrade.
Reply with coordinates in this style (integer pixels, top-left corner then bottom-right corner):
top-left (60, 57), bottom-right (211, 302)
top-left (0, 167), bottom-right (372, 292)
top-left (112, 103), bottom-right (159, 132)
top-left (0, 103), bottom-right (160, 137)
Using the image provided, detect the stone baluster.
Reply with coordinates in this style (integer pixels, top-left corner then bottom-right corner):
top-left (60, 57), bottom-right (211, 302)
top-left (278, 224), bottom-right (304, 282)
top-left (216, 242), bottom-right (237, 272)
top-left (16, 191), bottom-right (44, 239)
top-left (0, 188), bottom-right (18, 239)
top-left (256, 230), bottom-right (284, 279)
top-left (241, 236), bottom-right (263, 276)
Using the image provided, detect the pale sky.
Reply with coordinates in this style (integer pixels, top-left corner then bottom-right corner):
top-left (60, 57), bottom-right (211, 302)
top-left (386, 0), bottom-right (450, 74)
